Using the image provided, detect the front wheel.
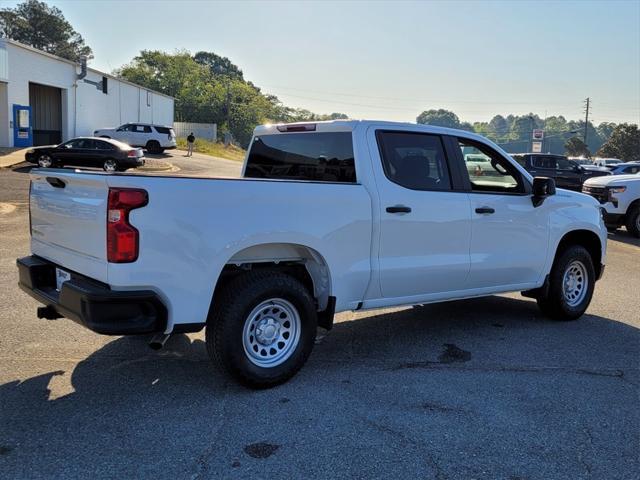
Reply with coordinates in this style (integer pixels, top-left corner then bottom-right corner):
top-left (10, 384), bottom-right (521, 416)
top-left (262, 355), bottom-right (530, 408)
top-left (206, 270), bottom-right (317, 388)
top-left (537, 245), bottom-right (595, 320)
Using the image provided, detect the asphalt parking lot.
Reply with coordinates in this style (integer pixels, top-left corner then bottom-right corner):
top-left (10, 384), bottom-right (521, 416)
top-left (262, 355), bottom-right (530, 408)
top-left (0, 157), bottom-right (638, 479)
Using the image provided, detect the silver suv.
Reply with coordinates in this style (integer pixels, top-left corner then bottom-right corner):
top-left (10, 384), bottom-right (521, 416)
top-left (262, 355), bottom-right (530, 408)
top-left (94, 123), bottom-right (177, 154)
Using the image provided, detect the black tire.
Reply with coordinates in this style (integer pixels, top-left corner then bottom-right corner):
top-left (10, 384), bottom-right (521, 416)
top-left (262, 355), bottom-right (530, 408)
top-left (146, 141), bottom-right (161, 154)
top-left (625, 205), bottom-right (640, 238)
top-left (206, 270), bottom-right (317, 388)
top-left (606, 225), bottom-right (618, 233)
top-left (537, 245), bottom-right (595, 321)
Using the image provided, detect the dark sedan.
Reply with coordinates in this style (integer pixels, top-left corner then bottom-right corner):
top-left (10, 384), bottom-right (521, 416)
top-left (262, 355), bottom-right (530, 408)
top-left (25, 137), bottom-right (145, 172)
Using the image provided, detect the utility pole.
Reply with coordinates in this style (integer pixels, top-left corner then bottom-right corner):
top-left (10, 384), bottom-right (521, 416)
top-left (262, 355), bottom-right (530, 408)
top-left (583, 97), bottom-right (590, 145)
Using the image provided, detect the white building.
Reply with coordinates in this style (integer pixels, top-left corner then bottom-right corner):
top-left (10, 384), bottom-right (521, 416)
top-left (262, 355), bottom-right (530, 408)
top-left (0, 39), bottom-right (174, 148)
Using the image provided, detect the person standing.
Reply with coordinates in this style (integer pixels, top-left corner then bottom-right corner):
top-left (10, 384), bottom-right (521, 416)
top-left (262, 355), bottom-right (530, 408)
top-left (186, 132), bottom-right (195, 157)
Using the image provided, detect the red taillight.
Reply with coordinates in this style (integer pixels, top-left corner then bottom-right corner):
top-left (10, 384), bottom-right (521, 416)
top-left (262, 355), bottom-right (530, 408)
top-left (107, 188), bottom-right (148, 263)
top-left (128, 150), bottom-right (137, 158)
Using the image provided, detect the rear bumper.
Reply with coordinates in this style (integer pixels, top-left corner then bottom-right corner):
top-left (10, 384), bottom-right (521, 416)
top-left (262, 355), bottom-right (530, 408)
top-left (17, 256), bottom-right (167, 335)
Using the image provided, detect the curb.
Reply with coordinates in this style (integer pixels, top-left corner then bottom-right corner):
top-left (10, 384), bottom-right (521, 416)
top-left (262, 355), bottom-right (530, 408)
top-left (137, 164), bottom-right (179, 173)
top-left (0, 159), bottom-right (25, 169)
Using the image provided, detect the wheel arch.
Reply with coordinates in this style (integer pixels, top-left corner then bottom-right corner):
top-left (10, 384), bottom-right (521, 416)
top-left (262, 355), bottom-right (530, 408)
top-left (553, 229), bottom-right (603, 279)
top-left (211, 242), bottom-right (332, 312)
top-left (627, 198), bottom-right (640, 213)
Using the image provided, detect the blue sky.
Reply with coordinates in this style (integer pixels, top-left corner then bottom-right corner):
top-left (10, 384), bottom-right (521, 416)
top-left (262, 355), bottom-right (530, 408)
top-left (8, 0), bottom-right (640, 124)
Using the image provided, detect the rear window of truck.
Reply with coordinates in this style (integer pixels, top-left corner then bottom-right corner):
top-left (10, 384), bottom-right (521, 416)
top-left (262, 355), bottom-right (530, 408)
top-left (244, 132), bottom-right (356, 183)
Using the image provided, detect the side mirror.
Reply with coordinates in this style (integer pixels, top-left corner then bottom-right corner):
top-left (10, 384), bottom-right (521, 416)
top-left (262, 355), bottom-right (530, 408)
top-left (532, 176), bottom-right (556, 207)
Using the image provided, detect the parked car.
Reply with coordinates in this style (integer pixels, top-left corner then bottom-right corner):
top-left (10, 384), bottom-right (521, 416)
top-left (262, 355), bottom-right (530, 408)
top-left (582, 173), bottom-right (640, 237)
top-left (609, 162), bottom-right (640, 175)
top-left (511, 153), bottom-right (610, 191)
top-left (18, 121), bottom-right (607, 388)
top-left (569, 157), bottom-right (593, 166)
top-left (593, 158), bottom-right (623, 168)
top-left (93, 123), bottom-right (177, 153)
top-left (24, 137), bottom-right (145, 172)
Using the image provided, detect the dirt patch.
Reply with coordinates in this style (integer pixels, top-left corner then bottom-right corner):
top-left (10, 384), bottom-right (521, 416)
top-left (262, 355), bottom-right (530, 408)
top-left (438, 343), bottom-right (472, 364)
top-left (244, 442), bottom-right (280, 459)
top-left (0, 445), bottom-right (13, 455)
top-left (0, 202), bottom-right (17, 215)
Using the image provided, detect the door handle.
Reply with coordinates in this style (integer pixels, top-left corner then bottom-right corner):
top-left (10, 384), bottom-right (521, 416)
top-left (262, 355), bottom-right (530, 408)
top-left (475, 207), bottom-right (495, 214)
top-left (386, 205), bottom-right (412, 214)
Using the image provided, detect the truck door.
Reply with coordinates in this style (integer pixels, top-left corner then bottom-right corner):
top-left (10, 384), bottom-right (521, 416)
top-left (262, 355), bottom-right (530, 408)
top-left (454, 137), bottom-right (549, 288)
top-left (369, 128), bottom-right (472, 298)
top-left (556, 158), bottom-right (582, 190)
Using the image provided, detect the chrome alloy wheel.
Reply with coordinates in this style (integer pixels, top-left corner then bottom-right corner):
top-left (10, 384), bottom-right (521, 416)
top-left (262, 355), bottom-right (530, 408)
top-left (103, 159), bottom-right (117, 172)
top-left (562, 260), bottom-right (588, 307)
top-left (38, 155), bottom-right (52, 168)
top-left (242, 298), bottom-right (301, 368)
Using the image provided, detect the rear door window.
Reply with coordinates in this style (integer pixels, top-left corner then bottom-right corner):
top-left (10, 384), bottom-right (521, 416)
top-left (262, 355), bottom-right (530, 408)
top-left (245, 132), bottom-right (356, 183)
top-left (95, 140), bottom-right (115, 150)
top-left (532, 156), bottom-right (558, 169)
top-left (376, 131), bottom-right (451, 191)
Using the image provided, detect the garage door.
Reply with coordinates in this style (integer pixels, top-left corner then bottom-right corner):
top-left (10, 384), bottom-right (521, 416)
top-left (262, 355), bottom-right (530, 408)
top-left (29, 83), bottom-right (62, 146)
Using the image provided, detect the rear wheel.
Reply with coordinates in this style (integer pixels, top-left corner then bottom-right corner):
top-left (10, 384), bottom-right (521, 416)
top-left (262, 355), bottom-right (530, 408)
top-left (37, 154), bottom-right (53, 168)
top-left (146, 140), bottom-right (161, 154)
top-left (537, 245), bottom-right (595, 320)
top-left (103, 159), bottom-right (118, 172)
top-left (625, 205), bottom-right (640, 238)
top-left (206, 270), bottom-right (317, 388)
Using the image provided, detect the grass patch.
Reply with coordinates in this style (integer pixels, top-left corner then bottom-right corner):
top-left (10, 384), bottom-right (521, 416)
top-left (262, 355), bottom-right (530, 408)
top-left (176, 137), bottom-right (246, 162)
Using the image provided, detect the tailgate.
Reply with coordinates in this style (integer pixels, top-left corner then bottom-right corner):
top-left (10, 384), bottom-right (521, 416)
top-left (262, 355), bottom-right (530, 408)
top-left (29, 171), bottom-right (109, 282)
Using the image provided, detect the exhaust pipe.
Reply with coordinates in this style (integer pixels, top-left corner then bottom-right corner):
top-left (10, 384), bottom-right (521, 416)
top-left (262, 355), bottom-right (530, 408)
top-left (149, 333), bottom-right (170, 350)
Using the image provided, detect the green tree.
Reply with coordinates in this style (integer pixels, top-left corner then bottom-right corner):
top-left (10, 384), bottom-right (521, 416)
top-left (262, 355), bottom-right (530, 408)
top-left (488, 115), bottom-right (508, 141)
top-left (596, 123), bottom-right (640, 162)
top-left (564, 137), bottom-right (590, 157)
top-left (596, 122), bottom-right (617, 141)
top-left (0, 0), bottom-right (92, 61)
top-left (416, 109), bottom-right (461, 129)
top-left (193, 51), bottom-right (244, 80)
top-left (115, 50), bottom-right (346, 147)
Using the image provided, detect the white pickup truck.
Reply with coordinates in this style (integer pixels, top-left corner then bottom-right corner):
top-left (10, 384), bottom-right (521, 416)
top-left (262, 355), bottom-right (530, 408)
top-left (582, 173), bottom-right (640, 237)
top-left (18, 120), bottom-right (607, 387)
